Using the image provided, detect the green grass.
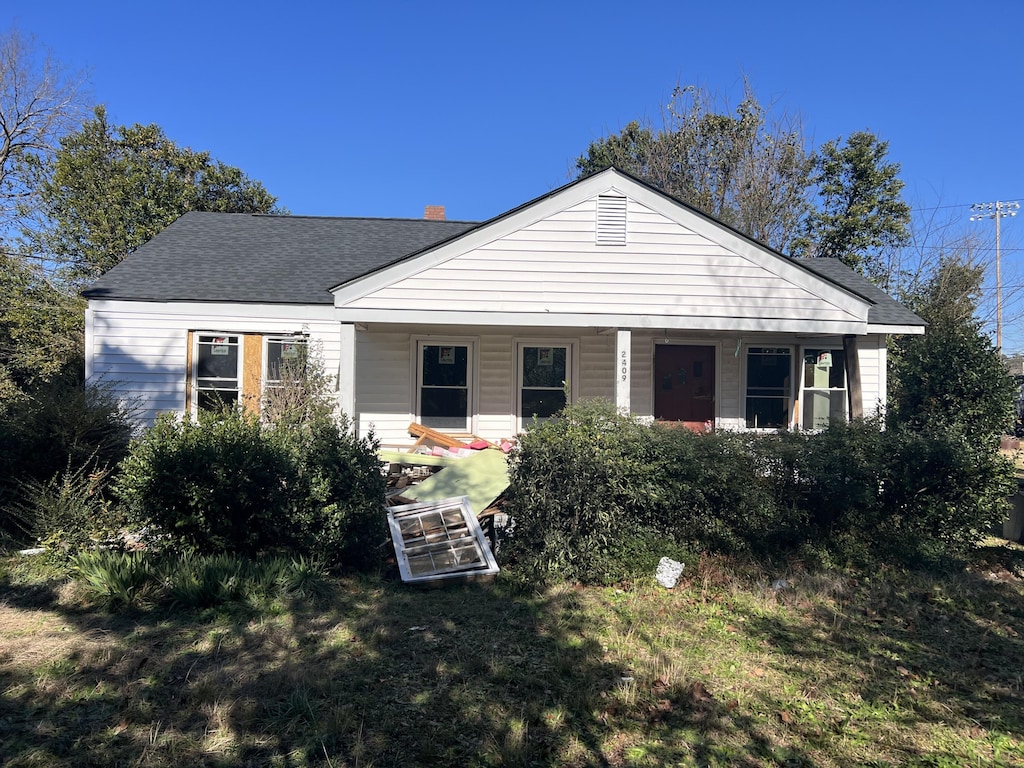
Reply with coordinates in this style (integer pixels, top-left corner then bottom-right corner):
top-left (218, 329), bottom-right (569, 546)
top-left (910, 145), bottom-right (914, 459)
top-left (1, 543), bottom-right (1023, 767)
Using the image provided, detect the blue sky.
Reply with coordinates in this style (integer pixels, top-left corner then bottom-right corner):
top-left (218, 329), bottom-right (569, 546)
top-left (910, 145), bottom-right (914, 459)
top-left (11, 1), bottom-right (1024, 346)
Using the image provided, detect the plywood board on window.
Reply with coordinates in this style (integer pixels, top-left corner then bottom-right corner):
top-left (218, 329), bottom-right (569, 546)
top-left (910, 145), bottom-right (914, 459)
top-left (242, 334), bottom-right (263, 414)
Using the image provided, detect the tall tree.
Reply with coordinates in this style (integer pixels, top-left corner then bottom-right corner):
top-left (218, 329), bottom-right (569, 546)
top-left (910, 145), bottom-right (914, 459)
top-left (33, 106), bottom-right (279, 283)
top-left (575, 80), bottom-right (814, 252)
top-left (790, 132), bottom-right (911, 286)
top-left (0, 28), bottom-right (87, 234)
top-left (888, 253), bottom-right (1016, 446)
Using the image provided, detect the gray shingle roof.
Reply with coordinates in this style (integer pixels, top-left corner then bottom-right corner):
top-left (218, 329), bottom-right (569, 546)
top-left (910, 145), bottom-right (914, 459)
top-left (796, 257), bottom-right (925, 327)
top-left (82, 207), bottom-right (924, 330)
top-left (82, 212), bottom-right (478, 304)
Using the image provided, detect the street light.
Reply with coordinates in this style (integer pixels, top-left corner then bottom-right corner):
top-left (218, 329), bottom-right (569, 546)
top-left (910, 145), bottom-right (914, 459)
top-left (971, 200), bottom-right (1020, 350)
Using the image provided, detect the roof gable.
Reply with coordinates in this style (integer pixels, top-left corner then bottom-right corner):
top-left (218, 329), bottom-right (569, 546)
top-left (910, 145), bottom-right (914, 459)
top-left (331, 169), bottom-right (890, 334)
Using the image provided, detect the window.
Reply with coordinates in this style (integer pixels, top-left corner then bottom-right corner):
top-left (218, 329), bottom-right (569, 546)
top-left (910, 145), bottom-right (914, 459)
top-left (386, 496), bottom-right (499, 584)
top-left (264, 336), bottom-right (308, 387)
top-left (519, 343), bottom-right (570, 427)
top-left (801, 348), bottom-right (846, 429)
top-left (194, 333), bottom-right (241, 412)
top-left (745, 347), bottom-right (792, 429)
top-left (418, 342), bottom-right (472, 432)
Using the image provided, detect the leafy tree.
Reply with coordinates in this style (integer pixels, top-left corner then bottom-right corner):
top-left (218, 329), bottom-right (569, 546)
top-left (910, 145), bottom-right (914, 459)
top-left (889, 255), bottom-right (1016, 446)
top-left (32, 106), bottom-right (280, 283)
top-left (791, 131), bottom-right (911, 286)
top-left (576, 80), bottom-right (814, 251)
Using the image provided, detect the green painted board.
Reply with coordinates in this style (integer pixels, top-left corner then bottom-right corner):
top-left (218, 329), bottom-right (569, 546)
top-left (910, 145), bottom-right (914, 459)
top-left (402, 448), bottom-right (510, 515)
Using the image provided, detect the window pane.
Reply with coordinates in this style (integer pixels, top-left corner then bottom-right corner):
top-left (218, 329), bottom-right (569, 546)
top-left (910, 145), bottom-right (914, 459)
top-left (522, 389), bottom-right (566, 420)
top-left (266, 338), bottom-right (307, 383)
top-left (522, 347), bottom-right (566, 388)
top-left (803, 349), bottom-right (845, 389)
top-left (746, 348), bottom-right (791, 428)
top-left (197, 338), bottom-right (238, 379)
top-left (422, 345), bottom-right (467, 387)
top-left (746, 397), bottom-right (789, 429)
top-left (803, 390), bottom-right (846, 430)
top-left (421, 388), bottom-right (468, 430)
top-left (197, 389), bottom-right (239, 412)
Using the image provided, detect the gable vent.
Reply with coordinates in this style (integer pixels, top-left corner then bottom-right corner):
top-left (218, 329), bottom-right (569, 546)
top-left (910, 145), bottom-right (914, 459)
top-left (596, 194), bottom-right (627, 245)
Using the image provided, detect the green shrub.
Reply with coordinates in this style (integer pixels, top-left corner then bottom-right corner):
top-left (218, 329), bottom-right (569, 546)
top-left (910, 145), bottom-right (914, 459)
top-left (503, 401), bottom-right (663, 584)
top-left (72, 550), bottom-right (153, 609)
top-left (0, 375), bottom-right (134, 547)
top-left (24, 463), bottom-right (127, 565)
top-left (115, 409), bottom-right (297, 557)
top-left (503, 401), bottom-right (1014, 581)
top-left (270, 413), bottom-right (387, 571)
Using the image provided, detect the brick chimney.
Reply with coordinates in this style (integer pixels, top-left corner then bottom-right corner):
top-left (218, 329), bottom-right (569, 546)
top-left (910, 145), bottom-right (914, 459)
top-left (424, 205), bottom-right (446, 221)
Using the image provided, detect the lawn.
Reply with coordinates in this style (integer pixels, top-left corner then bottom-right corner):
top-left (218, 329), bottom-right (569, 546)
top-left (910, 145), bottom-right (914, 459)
top-left (2, 545), bottom-right (1023, 767)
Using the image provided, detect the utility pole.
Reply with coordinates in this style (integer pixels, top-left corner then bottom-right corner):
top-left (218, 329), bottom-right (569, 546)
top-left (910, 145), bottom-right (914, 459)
top-left (971, 200), bottom-right (1020, 350)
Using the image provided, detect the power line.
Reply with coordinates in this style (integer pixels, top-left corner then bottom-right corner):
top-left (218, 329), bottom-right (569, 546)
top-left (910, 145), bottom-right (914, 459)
top-left (971, 201), bottom-right (1020, 350)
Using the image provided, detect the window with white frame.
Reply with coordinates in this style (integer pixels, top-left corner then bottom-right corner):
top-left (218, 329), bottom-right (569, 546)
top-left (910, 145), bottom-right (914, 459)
top-left (518, 343), bottom-right (570, 427)
top-left (418, 342), bottom-right (472, 431)
top-left (194, 333), bottom-right (241, 412)
top-left (745, 346), bottom-right (792, 429)
top-left (801, 348), bottom-right (846, 429)
top-left (264, 336), bottom-right (308, 387)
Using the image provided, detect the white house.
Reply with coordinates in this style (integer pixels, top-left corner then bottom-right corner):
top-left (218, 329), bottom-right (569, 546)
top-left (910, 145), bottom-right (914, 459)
top-left (83, 168), bottom-right (924, 445)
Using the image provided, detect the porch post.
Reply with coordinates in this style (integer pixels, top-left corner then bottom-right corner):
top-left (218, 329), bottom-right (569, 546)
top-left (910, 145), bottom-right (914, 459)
top-left (338, 322), bottom-right (356, 421)
top-left (843, 335), bottom-right (863, 419)
top-left (616, 328), bottom-right (631, 414)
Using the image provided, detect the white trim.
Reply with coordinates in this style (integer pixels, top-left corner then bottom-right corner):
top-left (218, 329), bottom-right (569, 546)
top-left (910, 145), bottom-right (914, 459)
top-left (413, 336), bottom-right (477, 434)
top-left (84, 307), bottom-right (95, 382)
top-left (338, 323), bottom-right (356, 420)
top-left (741, 343), bottom-right (796, 431)
top-left (514, 338), bottom-right (577, 430)
top-left (615, 329), bottom-right (631, 414)
top-left (86, 299), bottom-right (335, 323)
top-left (797, 344), bottom-right (848, 430)
top-left (334, 307), bottom-right (868, 335)
top-left (191, 331), bottom-right (244, 414)
top-left (868, 324), bottom-right (925, 335)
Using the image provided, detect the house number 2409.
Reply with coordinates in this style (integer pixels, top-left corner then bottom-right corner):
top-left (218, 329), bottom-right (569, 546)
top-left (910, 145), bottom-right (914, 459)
top-left (620, 350), bottom-right (628, 382)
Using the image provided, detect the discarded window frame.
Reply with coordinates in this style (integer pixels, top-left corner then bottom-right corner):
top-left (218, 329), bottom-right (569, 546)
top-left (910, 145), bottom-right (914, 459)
top-left (386, 496), bottom-right (499, 584)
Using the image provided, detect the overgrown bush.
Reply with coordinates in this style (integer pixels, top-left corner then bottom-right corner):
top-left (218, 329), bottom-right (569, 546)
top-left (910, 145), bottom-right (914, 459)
top-left (115, 409), bottom-right (298, 557)
top-left (503, 400), bottom-right (1015, 583)
top-left (115, 406), bottom-right (387, 569)
top-left (0, 373), bottom-right (134, 547)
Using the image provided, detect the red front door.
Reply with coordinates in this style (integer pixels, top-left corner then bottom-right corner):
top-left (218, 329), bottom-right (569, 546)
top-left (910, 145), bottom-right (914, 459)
top-left (654, 345), bottom-right (715, 429)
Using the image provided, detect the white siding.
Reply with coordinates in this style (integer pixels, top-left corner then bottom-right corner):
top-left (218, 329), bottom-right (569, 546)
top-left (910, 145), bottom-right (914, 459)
top-left (343, 197), bottom-right (864, 327)
top-left (857, 335), bottom-right (887, 418)
top-left (87, 301), bottom-right (339, 428)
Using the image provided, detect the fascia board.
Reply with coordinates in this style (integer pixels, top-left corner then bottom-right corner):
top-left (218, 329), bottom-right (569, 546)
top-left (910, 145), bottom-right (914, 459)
top-left (88, 299), bottom-right (336, 321)
top-left (620, 182), bottom-right (872, 322)
top-left (334, 307), bottom-right (868, 335)
top-left (332, 171), bottom-right (648, 308)
top-left (868, 324), bottom-right (926, 335)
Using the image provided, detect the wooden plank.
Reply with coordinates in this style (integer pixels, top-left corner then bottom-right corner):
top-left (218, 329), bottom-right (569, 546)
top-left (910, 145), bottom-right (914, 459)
top-left (844, 335), bottom-right (864, 419)
top-left (407, 422), bottom-right (468, 449)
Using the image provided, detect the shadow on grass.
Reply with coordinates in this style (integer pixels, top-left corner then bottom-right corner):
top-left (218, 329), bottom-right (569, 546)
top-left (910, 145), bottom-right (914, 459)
top-left (0, 575), bottom-right (628, 766)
